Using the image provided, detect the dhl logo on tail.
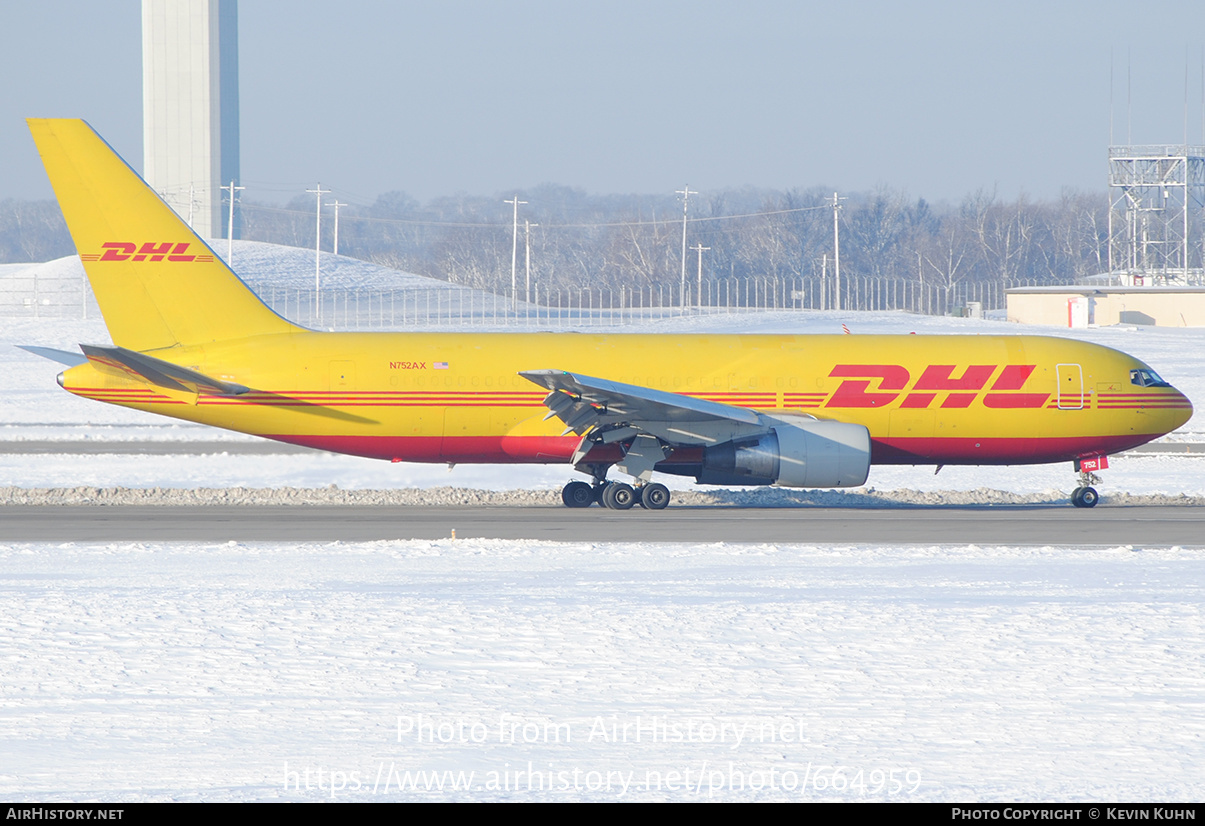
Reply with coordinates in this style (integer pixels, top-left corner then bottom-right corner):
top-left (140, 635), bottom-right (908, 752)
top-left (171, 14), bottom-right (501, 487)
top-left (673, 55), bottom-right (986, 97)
top-left (79, 241), bottom-right (215, 263)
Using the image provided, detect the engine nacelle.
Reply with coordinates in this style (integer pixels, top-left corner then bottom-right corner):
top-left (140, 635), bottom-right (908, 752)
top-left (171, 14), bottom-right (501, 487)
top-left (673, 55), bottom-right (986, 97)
top-left (697, 419), bottom-right (871, 488)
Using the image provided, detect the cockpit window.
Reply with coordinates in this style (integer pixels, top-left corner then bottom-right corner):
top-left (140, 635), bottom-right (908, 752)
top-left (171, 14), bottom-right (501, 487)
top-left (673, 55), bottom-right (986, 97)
top-left (1130, 368), bottom-right (1171, 388)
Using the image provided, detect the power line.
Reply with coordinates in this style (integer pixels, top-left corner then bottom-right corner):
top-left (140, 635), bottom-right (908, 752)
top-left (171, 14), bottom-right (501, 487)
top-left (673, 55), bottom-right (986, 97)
top-left (235, 200), bottom-right (830, 231)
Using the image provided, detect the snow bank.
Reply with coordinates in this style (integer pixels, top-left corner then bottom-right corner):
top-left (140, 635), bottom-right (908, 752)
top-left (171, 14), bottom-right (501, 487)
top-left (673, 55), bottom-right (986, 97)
top-left (1, 484), bottom-right (1202, 508)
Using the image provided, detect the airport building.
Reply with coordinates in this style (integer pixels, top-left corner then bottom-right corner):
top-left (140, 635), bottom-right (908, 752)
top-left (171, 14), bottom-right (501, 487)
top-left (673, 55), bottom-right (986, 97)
top-left (1008, 143), bottom-right (1205, 328)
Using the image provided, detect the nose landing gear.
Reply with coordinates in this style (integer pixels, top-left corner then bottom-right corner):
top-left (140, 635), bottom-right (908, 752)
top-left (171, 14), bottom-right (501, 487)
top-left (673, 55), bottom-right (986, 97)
top-left (1070, 484), bottom-right (1099, 508)
top-left (1070, 457), bottom-right (1106, 508)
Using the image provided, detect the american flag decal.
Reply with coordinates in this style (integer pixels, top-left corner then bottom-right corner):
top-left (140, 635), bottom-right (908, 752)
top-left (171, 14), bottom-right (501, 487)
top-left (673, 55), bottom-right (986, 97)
top-left (434, 362), bottom-right (449, 369)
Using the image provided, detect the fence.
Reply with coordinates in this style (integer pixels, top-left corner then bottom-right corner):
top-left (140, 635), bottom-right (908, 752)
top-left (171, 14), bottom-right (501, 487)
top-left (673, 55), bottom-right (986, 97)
top-left (1, 268), bottom-right (1028, 328)
top-left (0, 267), bottom-right (97, 320)
top-left (247, 275), bottom-right (1019, 329)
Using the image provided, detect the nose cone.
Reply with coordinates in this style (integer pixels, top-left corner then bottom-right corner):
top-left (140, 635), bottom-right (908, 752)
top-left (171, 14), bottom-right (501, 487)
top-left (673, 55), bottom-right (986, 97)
top-left (1147, 387), bottom-right (1195, 439)
top-left (1169, 389), bottom-right (1194, 432)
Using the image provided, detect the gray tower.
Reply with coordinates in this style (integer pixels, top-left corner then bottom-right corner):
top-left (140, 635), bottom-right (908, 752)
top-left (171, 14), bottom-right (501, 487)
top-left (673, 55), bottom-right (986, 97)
top-left (142, 0), bottom-right (239, 241)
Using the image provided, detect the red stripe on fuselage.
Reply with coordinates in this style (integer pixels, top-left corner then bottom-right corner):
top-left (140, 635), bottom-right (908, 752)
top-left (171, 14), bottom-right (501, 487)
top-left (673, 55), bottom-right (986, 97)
top-left (261, 432), bottom-right (1170, 467)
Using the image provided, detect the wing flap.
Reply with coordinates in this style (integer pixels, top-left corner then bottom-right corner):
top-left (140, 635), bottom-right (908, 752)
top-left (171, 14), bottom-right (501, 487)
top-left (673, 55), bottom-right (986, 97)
top-left (520, 369), bottom-right (761, 432)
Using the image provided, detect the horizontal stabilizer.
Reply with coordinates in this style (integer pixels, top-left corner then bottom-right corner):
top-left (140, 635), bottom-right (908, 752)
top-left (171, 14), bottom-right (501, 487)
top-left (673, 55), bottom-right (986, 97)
top-left (17, 345), bottom-right (88, 367)
top-left (80, 344), bottom-right (250, 396)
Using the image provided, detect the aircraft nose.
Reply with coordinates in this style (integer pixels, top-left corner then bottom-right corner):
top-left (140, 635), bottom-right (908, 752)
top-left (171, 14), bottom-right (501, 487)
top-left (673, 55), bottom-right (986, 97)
top-left (1175, 390), bottom-right (1194, 426)
top-left (1163, 389), bottom-right (1194, 433)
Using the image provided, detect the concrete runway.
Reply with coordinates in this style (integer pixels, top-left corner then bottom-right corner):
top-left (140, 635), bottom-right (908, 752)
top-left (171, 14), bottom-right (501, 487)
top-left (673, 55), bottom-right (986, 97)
top-left (1, 503), bottom-right (1202, 545)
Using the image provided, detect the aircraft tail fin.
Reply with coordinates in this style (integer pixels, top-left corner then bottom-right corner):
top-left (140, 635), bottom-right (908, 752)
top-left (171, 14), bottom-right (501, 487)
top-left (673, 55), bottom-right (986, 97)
top-left (27, 118), bottom-right (303, 352)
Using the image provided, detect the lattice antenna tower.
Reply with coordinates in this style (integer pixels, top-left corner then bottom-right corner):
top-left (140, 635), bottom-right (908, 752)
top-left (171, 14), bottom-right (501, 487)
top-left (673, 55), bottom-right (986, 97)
top-left (1107, 55), bottom-right (1205, 285)
top-left (1107, 144), bottom-right (1205, 284)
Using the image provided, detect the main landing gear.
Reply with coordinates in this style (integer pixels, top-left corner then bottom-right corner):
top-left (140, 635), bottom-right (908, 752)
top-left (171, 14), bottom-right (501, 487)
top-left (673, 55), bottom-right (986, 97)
top-left (560, 466), bottom-right (671, 511)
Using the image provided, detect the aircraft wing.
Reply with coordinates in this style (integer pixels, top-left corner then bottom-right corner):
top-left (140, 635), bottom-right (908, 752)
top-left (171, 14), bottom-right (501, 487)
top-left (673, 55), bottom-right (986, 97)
top-left (521, 368), bottom-right (871, 489)
top-left (519, 368), bottom-right (778, 477)
top-left (520, 369), bottom-right (760, 434)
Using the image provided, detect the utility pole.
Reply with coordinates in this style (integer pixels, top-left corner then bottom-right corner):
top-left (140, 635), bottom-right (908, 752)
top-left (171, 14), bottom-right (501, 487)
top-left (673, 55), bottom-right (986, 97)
top-left (831, 191), bottom-right (845, 311)
top-left (524, 219), bottom-right (538, 304)
top-left (691, 242), bottom-right (710, 306)
top-left (220, 180), bottom-right (244, 264)
top-left (676, 185), bottom-right (697, 307)
top-left (504, 195), bottom-right (527, 307)
top-left (821, 254), bottom-right (828, 310)
top-left (329, 200), bottom-right (347, 256)
top-left (307, 183), bottom-right (331, 322)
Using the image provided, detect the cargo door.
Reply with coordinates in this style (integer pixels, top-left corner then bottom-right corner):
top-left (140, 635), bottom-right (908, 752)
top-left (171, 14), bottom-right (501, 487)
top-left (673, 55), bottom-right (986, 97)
top-left (1056, 363), bottom-right (1083, 410)
top-left (441, 406), bottom-right (493, 461)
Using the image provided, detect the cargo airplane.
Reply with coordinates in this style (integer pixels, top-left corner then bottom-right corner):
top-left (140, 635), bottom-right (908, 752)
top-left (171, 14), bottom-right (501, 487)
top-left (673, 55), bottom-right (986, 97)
top-left (23, 119), bottom-right (1194, 510)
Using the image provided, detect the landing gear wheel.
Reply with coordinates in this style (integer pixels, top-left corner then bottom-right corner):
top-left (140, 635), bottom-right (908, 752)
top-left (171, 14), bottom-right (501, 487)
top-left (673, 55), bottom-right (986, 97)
top-left (1071, 463), bottom-right (1103, 508)
top-left (603, 482), bottom-right (636, 510)
top-left (562, 480), bottom-right (594, 508)
top-left (1073, 486), bottom-right (1099, 508)
top-left (640, 483), bottom-right (670, 510)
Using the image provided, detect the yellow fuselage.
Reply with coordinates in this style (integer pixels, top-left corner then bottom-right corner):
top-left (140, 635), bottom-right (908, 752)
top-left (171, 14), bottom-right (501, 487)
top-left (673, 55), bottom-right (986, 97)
top-left (59, 331), bottom-right (1193, 470)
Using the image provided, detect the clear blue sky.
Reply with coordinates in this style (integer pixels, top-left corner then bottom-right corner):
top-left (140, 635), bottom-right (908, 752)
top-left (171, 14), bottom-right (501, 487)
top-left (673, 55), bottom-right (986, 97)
top-left (4, 0), bottom-right (1204, 207)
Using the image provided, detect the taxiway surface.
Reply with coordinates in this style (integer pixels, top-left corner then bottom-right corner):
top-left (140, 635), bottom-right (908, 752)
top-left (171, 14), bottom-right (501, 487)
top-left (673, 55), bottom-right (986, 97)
top-left (1, 504), bottom-right (1201, 545)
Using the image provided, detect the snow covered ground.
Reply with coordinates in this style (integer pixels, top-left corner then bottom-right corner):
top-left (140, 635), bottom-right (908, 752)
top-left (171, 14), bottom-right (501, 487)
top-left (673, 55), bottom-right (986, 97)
top-left (1, 241), bottom-right (442, 295)
top-left (2, 538), bottom-right (1203, 801)
top-left (2, 259), bottom-right (1205, 800)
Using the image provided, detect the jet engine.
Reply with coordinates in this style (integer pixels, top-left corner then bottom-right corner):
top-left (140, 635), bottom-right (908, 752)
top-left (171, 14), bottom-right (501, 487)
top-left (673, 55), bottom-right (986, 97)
top-left (697, 419), bottom-right (871, 488)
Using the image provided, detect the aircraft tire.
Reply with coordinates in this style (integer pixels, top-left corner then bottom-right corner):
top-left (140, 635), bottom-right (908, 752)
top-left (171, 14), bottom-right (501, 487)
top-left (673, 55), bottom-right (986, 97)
top-left (1070, 486), bottom-right (1084, 506)
top-left (562, 481), bottom-right (594, 508)
top-left (1077, 486), bottom-right (1099, 508)
top-left (608, 483), bottom-right (636, 510)
top-left (641, 483), bottom-right (670, 510)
